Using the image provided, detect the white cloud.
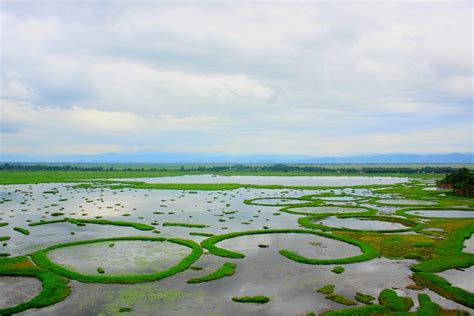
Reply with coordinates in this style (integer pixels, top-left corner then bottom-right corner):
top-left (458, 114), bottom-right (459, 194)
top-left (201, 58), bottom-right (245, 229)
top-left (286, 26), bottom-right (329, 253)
top-left (443, 76), bottom-right (474, 96)
top-left (0, 2), bottom-right (472, 156)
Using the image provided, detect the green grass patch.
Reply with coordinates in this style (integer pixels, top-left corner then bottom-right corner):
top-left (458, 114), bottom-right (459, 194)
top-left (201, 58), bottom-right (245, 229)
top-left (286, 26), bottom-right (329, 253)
top-left (378, 288), bottom-right (413, 312)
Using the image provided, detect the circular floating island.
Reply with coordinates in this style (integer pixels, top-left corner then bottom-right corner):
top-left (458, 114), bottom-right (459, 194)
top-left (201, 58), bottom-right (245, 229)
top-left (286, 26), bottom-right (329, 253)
top-left (315, 217), bottom-right (409, 231)
top-left (403, 209), bottom-right (474, 219)
top-left (280, 205), bottom-right (374, 216)
top-left (218, 232), bottom-right (362, 261)
top-left (31, 236), bottom-right (203, 283)
top-left (298, 215), bottom-right (421, 233)
top-left (201, 229), bottom-right (378, 265)
top-left (375, 199), bottom-right (437, 206)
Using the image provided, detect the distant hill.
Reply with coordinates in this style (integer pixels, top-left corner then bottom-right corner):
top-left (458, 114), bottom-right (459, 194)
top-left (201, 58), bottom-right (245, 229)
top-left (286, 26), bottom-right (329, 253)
top-left (1, 152), bottom-right (472, 164)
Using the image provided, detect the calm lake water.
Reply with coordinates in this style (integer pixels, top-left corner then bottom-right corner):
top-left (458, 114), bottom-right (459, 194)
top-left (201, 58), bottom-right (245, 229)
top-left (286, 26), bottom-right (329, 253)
top-left (110, 174), bottom-right (409, 186)
top-left (0, 177), bottom-right (471, 315)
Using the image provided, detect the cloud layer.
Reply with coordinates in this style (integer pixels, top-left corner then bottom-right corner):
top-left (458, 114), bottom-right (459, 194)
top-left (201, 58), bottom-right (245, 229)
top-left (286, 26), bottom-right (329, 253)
top-left (1, 1), bottom-right (472, 157)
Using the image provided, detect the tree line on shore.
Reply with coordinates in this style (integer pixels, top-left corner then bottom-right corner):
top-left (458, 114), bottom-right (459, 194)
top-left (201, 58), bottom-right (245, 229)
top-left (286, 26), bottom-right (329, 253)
top-left (0, 163), bottom-right (465, 174)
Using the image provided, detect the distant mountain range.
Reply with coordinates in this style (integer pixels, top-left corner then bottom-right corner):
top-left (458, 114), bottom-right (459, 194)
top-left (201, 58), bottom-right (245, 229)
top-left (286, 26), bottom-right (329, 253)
top-left (1, 152), bottom-right (473, 164)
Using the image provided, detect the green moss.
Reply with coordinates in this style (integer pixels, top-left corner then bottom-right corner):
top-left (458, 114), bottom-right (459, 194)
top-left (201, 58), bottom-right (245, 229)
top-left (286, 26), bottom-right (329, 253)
top-left (31, 236), bottom-right (202, 284)
top-left (187, 262), bottom-right (236, 284)
top-left (355, 292), bottom-right (375, 305)
top-left (0, 236), bottom-right (11, 241)
top-left (13, 227), bottom-right (30, 235)
top-left (316, 284), bottom-right (335, 295)
top-left (0, 256), bottom-right (70, 315)
top-left (162, 222), bottom-right (209, 228)
top-left (326, 294), bottom-right (357, 306)
top-left (331, 266), bottom-right (345, 274)
top-left (378, 288), bottom-right (413, 312)
top-left (51, 212), bottom-right (65, 217)
top-left (231, 296), bottom-right (269, 304)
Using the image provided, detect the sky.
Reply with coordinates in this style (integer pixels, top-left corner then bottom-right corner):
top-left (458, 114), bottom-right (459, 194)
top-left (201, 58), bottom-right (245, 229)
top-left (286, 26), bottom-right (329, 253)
top-left (0, 1), bottom-right (473, 159)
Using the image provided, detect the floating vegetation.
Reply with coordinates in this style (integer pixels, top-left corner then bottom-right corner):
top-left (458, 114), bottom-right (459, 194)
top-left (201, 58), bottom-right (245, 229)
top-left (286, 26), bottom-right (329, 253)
top-left (331, 266), bottom-right (345, 274)
top-left (231, 296), bottom-right (270, 304)
top-left (187, 262), bottom-right (236, 284)
top-left (325, 293), bottom-right (357, 306)
top-left (316, 284), bottom-right (334, 295)
top-left (189, 232), bottom-right (214, 237)
top-left (13, 227), bottom-right (30, 235)
top-left (355, 292), bottom-right (375, 305)
top-left (162, 222), bottom-right (209, 228)
top-left (0, 171), bottom-right (472, 314)
top-left (202, 229), bottom-right (378, 265)
top-left (378, 288), bottom-right (414, 312)
top-left (0, 256), bottom-right (70, 315)
top-left (31, 236), bottom-right (203, 284)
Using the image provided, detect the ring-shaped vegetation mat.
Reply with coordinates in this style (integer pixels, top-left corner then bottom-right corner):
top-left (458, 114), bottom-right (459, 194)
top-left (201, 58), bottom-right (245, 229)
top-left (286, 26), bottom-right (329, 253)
top-left (397, 207), bottom-right (474, 220)
top-left (308, 194), bottom-right (369, 203)
top-left (298, 215), bottom-right (423, 233)
top-left (371, 198), bottom-right (438, 207)
top-left (243, 197), bottom-right (315, 207)
top-left (0, 256), bottom-right (70, 315)
top-left (31, 236), bottom-right (202, 284)
top-left (279, 205), bottom-right (376, 216)
top-left (201, 229), bottom-right (378, 265)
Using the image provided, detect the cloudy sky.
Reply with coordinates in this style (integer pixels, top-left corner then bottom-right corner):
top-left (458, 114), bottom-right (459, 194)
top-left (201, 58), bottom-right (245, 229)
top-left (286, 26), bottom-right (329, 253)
top-left (1, 1), bottom-right (472, 158)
